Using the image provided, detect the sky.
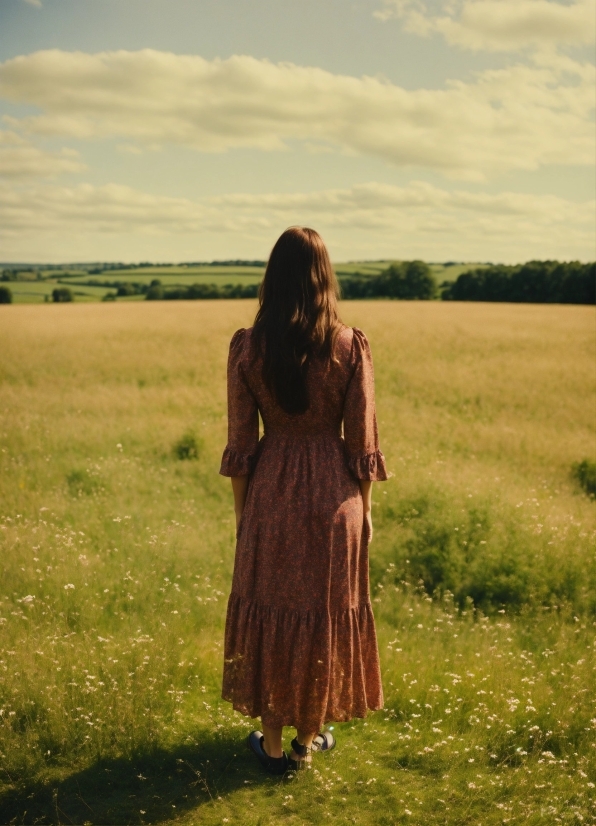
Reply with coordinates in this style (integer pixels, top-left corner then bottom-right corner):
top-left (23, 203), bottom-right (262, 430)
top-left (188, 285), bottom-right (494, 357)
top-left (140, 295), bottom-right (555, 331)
top-left (0, 0), bottom-right (594, 263)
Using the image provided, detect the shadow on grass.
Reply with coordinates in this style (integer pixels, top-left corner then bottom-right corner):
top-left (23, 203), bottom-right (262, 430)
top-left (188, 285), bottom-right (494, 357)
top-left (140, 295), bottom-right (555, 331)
top-left (0, 732), bottom-right (274, 825)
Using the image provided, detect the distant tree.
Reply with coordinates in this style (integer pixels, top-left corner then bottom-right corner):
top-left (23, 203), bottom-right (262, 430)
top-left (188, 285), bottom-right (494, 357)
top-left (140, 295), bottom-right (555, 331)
top-left (379, 261), bottom-right (436, 299)
top-left (340, 261), bottom-right (436, 300)
top-left (0, 285), bottom-right (12, 304)
top-left (52, 287), bottom-right (74, 303)
top-left (116, 283), bottom-right (137, 296)
top-left (146, 284), bottom-right (164, 300)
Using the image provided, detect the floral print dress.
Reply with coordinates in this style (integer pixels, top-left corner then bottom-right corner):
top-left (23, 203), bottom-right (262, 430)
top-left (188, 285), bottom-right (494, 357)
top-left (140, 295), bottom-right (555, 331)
top-left (219, 325), bottom-right (388, 732)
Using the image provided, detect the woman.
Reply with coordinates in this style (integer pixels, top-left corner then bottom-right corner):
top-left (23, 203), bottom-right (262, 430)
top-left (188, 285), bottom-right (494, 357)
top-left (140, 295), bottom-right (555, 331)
top-left (219, 227), bottom-right (388, 774)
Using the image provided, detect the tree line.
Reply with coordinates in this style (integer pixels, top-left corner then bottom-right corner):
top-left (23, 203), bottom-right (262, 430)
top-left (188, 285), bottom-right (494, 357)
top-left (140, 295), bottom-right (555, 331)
top-left (1, 260), bottom-right (593, 305)
top-left (145, 282), bottom-right (259, 300)
top-left (441, 261), bottom-right (594, 304)
top-left (340, 260), bottom-right (594, 304)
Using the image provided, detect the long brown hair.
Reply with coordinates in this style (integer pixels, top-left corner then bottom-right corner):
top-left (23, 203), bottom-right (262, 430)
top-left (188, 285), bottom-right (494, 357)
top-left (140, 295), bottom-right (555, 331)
top-left (252, 227), bottom-right (344, 415)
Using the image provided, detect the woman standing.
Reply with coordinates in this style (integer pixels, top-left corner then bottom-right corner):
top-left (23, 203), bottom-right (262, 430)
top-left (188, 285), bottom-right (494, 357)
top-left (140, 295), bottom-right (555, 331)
top-left (219, 227), bottom-right (388, 774)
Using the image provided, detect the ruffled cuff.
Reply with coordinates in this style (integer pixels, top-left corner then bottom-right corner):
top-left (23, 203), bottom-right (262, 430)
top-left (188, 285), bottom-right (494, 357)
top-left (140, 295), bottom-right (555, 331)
top-left (219, 446), bottom-right (255, 477)
top-left (347, 449), bottom-right (388, 481)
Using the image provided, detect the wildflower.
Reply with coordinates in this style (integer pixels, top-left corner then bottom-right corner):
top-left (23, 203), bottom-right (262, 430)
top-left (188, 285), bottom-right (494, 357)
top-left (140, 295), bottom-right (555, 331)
top-left (64, 584), bottom-right (75, 590)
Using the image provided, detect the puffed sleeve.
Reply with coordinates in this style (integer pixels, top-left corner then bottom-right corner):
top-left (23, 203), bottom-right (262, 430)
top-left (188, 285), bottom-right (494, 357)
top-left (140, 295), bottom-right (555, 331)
top-left (219, 329), bottom-right (259, 476)
top-left (343, 327), bottom-right (388, 481)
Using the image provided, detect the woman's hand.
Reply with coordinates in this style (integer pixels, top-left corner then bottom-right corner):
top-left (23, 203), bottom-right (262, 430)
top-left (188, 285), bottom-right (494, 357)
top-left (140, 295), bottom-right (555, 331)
top-left (364, 509), bottom-right (373, 544)
top-left (231, 476), bottom-right (249, 535)
top-left (359, 479), bottom-right (373, 543)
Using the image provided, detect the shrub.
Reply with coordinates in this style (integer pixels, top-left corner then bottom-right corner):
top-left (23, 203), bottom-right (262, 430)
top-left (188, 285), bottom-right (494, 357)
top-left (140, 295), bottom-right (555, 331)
top-left (0, 285), bottom-right (12, 304)
top-left (572, 459), bottom-right (596, 497)
top-left (66, 469), bottom-right (99, 496)
top-left (371, 487), bottom-right (594, 614)
top-left (102, 292), bottom-right (117, 301)
top-left (173, 432), bottom-right (201, 460)
top-left (52, 287), bottom-right (74, 303)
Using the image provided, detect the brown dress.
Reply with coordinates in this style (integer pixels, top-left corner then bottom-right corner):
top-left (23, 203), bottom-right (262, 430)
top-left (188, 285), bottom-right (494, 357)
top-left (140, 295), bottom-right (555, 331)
top-left (219, 325), bottom-right (388, 732)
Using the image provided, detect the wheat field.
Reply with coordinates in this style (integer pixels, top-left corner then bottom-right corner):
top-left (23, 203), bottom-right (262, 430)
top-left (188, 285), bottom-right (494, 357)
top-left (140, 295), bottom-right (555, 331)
top-left (0, 300), bottom-right (594, 825)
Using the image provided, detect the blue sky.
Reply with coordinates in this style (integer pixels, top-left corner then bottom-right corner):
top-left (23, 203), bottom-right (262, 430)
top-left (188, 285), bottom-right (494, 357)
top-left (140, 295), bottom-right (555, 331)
top-left (0, 0), bottom-right (594, 263)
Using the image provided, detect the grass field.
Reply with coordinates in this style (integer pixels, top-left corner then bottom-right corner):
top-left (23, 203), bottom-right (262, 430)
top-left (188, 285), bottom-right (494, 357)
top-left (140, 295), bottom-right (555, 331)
top-left (3, 261), bottom-right (485, 303)
top-left (0, 300), bottom-right (594, 825)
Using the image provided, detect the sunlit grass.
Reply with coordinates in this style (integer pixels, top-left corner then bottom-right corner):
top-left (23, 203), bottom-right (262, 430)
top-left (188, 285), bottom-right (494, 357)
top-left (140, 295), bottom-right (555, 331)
top-left (0, 300), bottom-right (594, 824)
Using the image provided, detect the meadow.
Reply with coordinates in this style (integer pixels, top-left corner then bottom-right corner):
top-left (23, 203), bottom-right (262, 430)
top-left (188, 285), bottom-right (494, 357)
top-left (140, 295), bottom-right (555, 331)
top-left (0, 300), bottom-right (594, 825)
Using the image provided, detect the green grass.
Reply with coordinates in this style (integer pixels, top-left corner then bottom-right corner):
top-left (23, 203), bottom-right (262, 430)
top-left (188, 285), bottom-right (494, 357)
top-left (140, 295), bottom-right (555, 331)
top-left (0, 300), bottom-right (594, 824)
top-left (5, 281), bottom-right (111, 303)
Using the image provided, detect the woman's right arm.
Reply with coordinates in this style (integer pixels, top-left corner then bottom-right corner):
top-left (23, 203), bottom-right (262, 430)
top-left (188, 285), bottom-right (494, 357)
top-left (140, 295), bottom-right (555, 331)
top-left (219, 329), bottom-right (259, 529)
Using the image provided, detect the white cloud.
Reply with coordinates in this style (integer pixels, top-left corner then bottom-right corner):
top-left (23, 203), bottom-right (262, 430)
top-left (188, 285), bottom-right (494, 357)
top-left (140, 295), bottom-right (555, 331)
top-left (375, 0), bottom-right (596, 51)
top-left (0, 179), bottom-right (593, 263)
top-left (0, 49), bottom-right (593, 181)
top-left (21, 0), bottom-right (42, 7)
top-left (0, 130), bottom-right (86, 179)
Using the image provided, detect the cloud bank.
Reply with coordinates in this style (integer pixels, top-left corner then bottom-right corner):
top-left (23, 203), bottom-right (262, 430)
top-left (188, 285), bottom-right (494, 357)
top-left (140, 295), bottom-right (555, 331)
top-left (375, 0), bottom-right (596, 51)
top-left (0, 130), bottom-right (85, 179)
top-left (0, 180), bottom-right (592, 263)
top-left (0, 49), bottom-right (593, 181)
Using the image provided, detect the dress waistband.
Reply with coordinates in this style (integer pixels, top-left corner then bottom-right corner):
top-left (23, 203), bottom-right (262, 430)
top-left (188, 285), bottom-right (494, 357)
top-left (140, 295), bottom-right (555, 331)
top-left (262, 428), bottom-right (342, 441)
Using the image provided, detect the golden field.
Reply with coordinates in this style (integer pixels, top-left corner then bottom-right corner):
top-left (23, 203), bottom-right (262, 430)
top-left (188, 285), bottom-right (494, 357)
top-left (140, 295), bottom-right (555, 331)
top-left (0, 300), bottom-right (594, 825)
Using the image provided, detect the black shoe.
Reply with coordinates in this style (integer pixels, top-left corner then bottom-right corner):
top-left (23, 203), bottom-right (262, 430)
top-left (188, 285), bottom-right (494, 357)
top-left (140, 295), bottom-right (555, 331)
top-left (247, 730), bottom-right (289, 775)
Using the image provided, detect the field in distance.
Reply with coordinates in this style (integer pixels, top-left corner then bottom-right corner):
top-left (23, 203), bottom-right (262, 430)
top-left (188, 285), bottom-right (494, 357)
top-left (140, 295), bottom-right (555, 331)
top-left (2, 260), bottom-right (485, 303)
top-left (0, 300), bottom-right (593, 825)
